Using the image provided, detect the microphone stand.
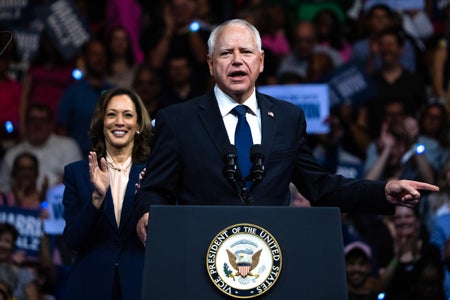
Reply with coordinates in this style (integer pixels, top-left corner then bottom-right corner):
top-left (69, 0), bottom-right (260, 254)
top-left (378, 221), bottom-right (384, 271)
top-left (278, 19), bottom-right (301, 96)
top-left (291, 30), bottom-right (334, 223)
top-left (223, 145), bottom-right (249, 206)
top-left (232, 174), bottom-right (250, 206)
top-left (239, 179), bottom-right (251, 206)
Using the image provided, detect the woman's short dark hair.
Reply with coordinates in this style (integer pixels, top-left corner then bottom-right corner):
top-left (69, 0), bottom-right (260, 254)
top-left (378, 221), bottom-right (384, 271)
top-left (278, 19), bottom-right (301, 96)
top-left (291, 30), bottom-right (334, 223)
top-left (89, 87), bottom-right (152, 163)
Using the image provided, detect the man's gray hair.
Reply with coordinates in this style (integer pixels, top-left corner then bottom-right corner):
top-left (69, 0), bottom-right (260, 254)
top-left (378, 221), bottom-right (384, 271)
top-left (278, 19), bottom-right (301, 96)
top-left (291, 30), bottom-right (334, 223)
top-left (207, 19), bottom-right (262, 54)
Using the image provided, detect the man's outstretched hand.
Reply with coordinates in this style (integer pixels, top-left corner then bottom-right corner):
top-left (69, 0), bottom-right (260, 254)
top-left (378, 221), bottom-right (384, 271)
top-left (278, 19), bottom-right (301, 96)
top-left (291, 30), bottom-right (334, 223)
top-left (385, 180), bottom-right (439, 207)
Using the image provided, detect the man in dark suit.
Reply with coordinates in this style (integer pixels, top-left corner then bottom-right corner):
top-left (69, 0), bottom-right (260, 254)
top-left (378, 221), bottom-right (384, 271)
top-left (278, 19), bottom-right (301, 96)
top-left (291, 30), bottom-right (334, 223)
top-left (135, 19), bottom-right (438, 245)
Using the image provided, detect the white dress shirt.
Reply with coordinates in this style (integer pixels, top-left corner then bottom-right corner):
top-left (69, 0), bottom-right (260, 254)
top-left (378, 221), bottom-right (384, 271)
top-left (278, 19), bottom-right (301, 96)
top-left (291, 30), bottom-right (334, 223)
top-left (214, 85), bottom-right (262, 145)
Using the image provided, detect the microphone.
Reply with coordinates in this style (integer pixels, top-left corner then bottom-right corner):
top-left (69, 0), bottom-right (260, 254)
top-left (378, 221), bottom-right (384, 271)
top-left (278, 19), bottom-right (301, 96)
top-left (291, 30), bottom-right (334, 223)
top-left (223, 144), bottom-right (249, 206)
top-left (223, 144), bottom-right (239, 182)
top-left (250, 144), bottom-right (265, 183)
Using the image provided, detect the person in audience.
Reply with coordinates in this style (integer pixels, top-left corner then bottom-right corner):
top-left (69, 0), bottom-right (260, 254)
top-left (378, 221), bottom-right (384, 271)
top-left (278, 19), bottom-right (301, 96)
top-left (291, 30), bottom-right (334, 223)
top-left (313, 8), bottom-right (352, 63)
top-left (364, 28), bottom-right (427, 140)
top-left (277, 21), bottom-right (342, 80)
top-left (0, 262), bottom-right (15, 300)
top-left (56, 39), bottom-right (114, 156)
top-left (158, 55), bottom-right (205, 109)
top-left (430, 10), bottom-right (450, 103)
top-left (423, 157), bottom-right (450, 231)
top-left (444, 238), bottom-right (450, 298)
top-left (259, 3), bottom-right (291, 59)
top-left (0, 223), bottom-right (40, 300)
top-left (305, 51), bottom-right (335, 83)
top-left (0, 103), bottom-right (82, 193)
top-left (419, 102), bottom-right (449, 151)
top-left (132, 64), bottom-right (161, 119)
top-left (378, 206), bottom-right (441, 300)
top-left (143, 0), bottom-right (210, 89)
top-left (363, 101), bottom-right (436, 184)
top-left (104, 0), bottom-right (144, 64)
top-left (408, 255), bottom-right (447, 300)
top-left (430, 215), bottom-right (450, 299)
top-left (344, 241), bottom-right (379, 300)
top-left (105, 26), bottom-right (138, 88)
top-left (0, 152), bottom-right (45, 210)
top-left (351, 4), bottom-right (417, 73)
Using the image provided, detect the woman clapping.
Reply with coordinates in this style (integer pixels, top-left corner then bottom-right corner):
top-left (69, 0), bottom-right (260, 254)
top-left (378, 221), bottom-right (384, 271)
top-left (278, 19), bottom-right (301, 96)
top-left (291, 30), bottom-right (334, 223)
top-left (62, 88), bottom-right (151, 300)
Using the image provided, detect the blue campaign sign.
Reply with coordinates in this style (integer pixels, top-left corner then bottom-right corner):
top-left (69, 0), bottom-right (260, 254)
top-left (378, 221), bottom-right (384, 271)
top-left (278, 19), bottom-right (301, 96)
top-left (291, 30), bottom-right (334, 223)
top-left (35, 0), bottom-right (90, 60)
top-left (257, 84), bottom-right (329, 134)
top-left (325, 63), bottom-right (378, 108)
top-left (43, 183), bottom-right (65, 235)
top-left (0, 206), bottom-right (42, 258)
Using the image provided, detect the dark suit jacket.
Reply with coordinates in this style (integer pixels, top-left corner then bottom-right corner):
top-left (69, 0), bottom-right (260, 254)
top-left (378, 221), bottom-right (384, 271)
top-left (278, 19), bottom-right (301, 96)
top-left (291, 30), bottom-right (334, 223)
top-left (62, 160), bottom-right (145, 300)
top-left (136, 91), bottom-right (394, 216)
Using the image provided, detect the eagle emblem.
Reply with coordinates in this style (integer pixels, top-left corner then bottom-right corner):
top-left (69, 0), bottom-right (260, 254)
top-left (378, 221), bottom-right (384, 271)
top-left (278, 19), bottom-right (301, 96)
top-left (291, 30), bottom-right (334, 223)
top-left (226, 248), bottom-right (262, 279)
top-left (206, 223), bottom-right (282, 298)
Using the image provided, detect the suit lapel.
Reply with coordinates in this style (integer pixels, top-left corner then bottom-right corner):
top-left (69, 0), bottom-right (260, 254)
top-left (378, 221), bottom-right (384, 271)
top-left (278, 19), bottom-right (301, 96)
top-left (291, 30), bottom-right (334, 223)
top-left (102, 189), bottom-right (118, 230)
top-left (198, 92), bottom-right (231, 155)
top-left (257, 92), bottom-right (276, 161)
top-left (119, 163), bottom-right (144, 230)
top-left (101, 163), bottom-right (144, 231)
top-left (85, 163), bottom-right (117, 229)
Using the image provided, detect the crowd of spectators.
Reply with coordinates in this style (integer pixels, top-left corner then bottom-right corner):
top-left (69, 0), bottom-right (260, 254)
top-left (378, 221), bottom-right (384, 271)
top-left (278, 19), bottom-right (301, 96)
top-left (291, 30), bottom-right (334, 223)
top-left (2, 0), bottom-right (450, 299)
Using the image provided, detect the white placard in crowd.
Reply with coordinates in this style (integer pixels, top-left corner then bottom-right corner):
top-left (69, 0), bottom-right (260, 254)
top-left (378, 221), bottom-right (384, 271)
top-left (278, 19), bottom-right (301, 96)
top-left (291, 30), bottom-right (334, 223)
top-left (36, 0), bottom-right (90, 60)
top-left (257, 84), bottom-right (329, 134)
top-left (0, 0), bottom-right (30, 22)
top-left (43, 183), bottom-right (66, 235)
top-left (11, 27), bottom-right (41, 62)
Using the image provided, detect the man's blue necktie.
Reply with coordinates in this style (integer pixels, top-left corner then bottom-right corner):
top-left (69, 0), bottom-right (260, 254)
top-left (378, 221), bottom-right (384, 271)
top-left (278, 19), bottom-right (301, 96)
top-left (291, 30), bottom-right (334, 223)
top-left (232, 105), bottom-right (253, 182)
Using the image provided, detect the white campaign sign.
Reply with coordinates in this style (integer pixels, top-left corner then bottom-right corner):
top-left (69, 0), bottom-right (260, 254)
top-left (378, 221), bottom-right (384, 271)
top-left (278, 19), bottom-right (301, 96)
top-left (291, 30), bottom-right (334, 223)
top-left (257, 84), bottom-right (330, 134)
top-left (43, 184), bottom-right (65, 235)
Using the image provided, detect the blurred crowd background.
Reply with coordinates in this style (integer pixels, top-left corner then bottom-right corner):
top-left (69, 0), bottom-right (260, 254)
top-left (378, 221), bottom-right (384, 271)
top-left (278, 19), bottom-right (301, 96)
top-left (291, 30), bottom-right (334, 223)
top-left (2, 0), bottom-right (450, 299)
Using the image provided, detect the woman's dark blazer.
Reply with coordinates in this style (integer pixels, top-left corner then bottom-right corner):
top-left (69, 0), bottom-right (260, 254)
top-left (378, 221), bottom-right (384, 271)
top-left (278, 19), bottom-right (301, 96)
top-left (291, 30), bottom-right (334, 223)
top-left (62, 159), bottom-right (146, 300)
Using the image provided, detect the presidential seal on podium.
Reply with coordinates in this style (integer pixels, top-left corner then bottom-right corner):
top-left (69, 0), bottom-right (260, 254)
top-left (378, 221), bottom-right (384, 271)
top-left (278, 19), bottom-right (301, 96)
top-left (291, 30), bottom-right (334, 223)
top-left (206, 223), bottom-right (282, 298)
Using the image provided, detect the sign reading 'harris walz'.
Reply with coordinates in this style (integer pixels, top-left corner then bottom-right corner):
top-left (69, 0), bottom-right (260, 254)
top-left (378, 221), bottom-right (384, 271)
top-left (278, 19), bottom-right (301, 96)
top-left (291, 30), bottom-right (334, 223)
top-left (0, 206), bottom-right (42, 258)
top-left (206, 223), bottom-right (282, 298)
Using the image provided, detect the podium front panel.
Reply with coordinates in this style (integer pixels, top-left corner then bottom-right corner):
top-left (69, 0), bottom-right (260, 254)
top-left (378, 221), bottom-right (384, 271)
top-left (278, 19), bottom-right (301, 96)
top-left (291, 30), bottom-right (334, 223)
top-left (141, 205), bottom-right (347, 300)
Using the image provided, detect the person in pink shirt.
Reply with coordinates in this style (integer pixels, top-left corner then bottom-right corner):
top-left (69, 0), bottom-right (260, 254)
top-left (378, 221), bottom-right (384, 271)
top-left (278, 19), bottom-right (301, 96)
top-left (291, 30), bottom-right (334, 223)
top-left (260, 3), bottom-right (291, 58)
top-left (105, 0), bottom-right (144, 64)
top-left (313, 8), bottom-right (352, 62)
